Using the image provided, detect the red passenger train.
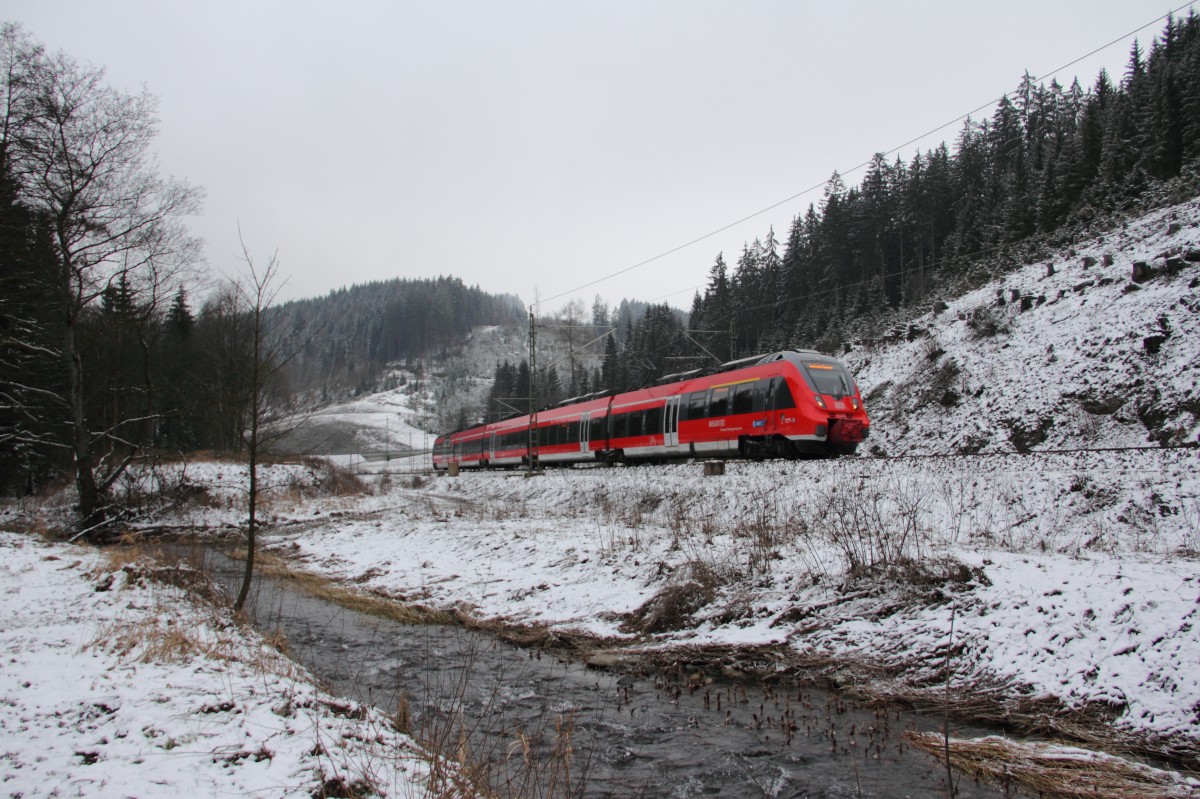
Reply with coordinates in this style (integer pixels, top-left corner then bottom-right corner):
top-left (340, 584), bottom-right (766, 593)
top-left (431, 350), bottom-right (869, 470)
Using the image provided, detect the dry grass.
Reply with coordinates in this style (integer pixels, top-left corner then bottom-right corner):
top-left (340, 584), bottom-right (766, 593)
top-left (242, 550), bottom-right (458, 626)
top-left (0, 511), bottom-right (59, 540)
top-left (244, 549), bottom-right (601, 653)
top-left (905, 732), bottom-right (1199, 799)
top-left (83, 548), bottom-right (299, 679)
top-left (623, 559), bottom-right (729, 634)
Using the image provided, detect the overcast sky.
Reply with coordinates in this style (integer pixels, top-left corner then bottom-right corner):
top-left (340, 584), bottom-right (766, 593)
top-left (5, 1), bottom-right (1189, 310)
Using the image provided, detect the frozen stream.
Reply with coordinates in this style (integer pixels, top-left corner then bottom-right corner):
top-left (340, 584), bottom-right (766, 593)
top-left (188, 546), bottom-right (1023, 798)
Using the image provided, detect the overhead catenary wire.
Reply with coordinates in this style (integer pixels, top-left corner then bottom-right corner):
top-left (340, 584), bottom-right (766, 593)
top-left (537, 3), bottom-right (1196, 310)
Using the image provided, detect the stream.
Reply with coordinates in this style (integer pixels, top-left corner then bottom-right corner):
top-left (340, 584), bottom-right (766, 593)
top-left (183, 546), bottom-right (1023, 798)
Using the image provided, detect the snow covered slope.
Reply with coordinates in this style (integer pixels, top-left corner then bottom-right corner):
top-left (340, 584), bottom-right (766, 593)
top-left (847, 198), bottom-right (1200, 455)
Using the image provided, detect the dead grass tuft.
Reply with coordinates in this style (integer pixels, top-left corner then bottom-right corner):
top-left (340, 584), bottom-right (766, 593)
top-left (846, 555), bottom-right (990, 601)
top-left (624, 560), bottom-right (728, 634)
top-left (251, 552), bottom-right (457, 626)
top-left (905, 732), bottom-right (1199, 799)
top-left (302, 457), bottom-right (370, 498)
top-left (83, 550), bottom-right (301, 680)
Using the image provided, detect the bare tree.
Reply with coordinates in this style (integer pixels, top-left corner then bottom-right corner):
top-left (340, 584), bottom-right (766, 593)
top-left (227, 239), bottom-right (299, 613)
top-left (1, 25), bottom-right (201, 532)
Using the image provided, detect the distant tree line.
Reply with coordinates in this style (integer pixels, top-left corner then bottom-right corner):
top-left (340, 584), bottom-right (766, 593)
top-left (682, 15), bottom-right (1200, 364)
top-left (480, 301), bottom-right (688, 425)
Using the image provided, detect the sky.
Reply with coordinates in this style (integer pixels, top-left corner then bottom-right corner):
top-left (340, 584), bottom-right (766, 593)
top-left (4, 1), bottom-right (1191, 310)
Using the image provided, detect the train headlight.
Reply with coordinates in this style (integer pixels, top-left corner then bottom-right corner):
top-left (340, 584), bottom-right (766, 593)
top-left (851, 397), bottom-right (859, 410)
top-left (813, 394), bottom-right (827, 409)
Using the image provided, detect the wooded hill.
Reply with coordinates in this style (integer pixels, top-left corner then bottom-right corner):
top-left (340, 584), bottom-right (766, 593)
top-left (271, 277), bottom-right (525, 401)
top-left (681, 14), bottom-right (1200, 363)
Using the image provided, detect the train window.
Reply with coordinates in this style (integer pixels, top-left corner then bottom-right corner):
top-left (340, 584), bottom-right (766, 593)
top-left (732, 382), bottom-right (754, 415)
top-left (773, 378), bottom-right (796, 410)
top-left (709, 386), bottom-right (729, 417)
top-left (591, 416), bottom-right (605, 442)
top-left (752, 380), bottom-right (768, 413)
top-left (628, 412), bottom-right (643, 438)
top-left (645, 405), bottom-right (662, 433)
top-left (688, 391), bottom-right (707, 419)
top-left (612, 413), bottom-right (626, 439)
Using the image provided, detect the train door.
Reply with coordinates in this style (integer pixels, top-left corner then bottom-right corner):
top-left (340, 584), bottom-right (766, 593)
top-left (488, 432), bottom-right (496, 461)
top-left (664, 396), bottom-right (680, 448)
top-left (755, 378), bottom-right (775, 435)
top-left (580, 412), bottom-right (591, 454)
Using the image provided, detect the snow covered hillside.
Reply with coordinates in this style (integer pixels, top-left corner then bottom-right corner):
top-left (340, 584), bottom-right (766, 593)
top-left (276, 321), bottom-right (610, 458)
top-left (847, 197), bottom-right (1200, 456)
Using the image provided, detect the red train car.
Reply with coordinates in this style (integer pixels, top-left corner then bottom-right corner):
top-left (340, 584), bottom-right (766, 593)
top-left (432, 349), bottom-right (869, 470)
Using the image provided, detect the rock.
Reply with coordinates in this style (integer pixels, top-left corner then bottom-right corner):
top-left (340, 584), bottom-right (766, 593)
top-left (1081, 256), bottom-right (1097, 268)
top-left (1167, 222), bottom-right (1181, 235)
top-left (1144, 334), bottom-right (1167, 355)
top-left (1132, 261), bottom-right (1153, 283)
top-left (1046, 263), bottom-right (1056, 277)
top-left (932, 300), bottom-right (949, 315)
top-left (1020, 296), bottom-right (1034, 312)
top-left (1102, 253), bottom-right (1114, 266)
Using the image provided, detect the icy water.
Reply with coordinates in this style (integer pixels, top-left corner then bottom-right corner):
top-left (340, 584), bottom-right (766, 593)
top-left (190, 546), bottom-right (1021, 799)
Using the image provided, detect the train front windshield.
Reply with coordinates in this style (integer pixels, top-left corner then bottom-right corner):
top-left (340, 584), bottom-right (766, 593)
top-left (801, 362), bottom-right (855, 399)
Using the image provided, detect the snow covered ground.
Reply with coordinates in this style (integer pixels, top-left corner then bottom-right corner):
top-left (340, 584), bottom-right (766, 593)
top-left (0, 532), bottom-right (438, 798)
top-left (6, 444), bottom-right (1196, 792)
top-left (259, 451), bottom-right (1199, 758)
